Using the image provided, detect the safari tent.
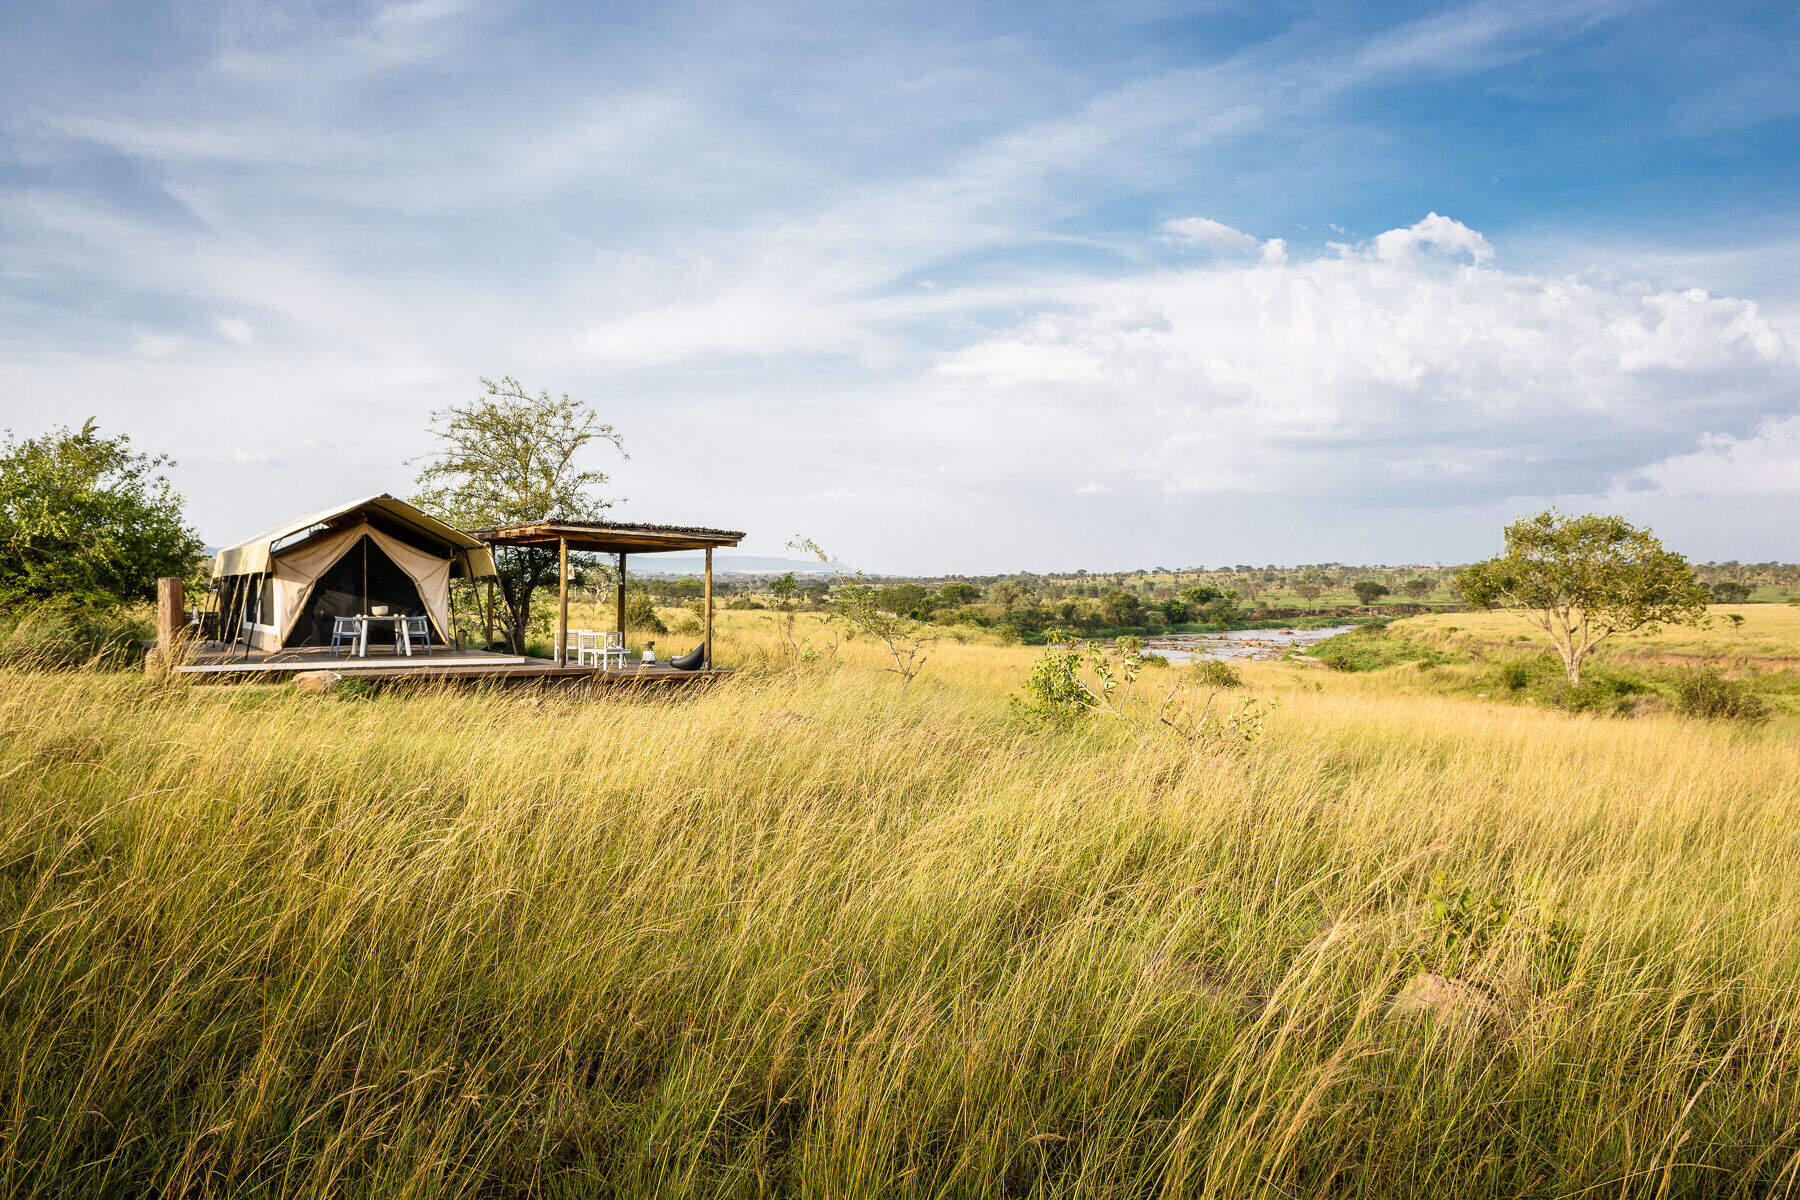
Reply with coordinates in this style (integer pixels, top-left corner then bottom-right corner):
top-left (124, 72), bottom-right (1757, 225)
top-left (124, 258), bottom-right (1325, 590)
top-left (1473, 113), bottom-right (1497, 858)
top-left (211, 495), bottom-right (497, 653)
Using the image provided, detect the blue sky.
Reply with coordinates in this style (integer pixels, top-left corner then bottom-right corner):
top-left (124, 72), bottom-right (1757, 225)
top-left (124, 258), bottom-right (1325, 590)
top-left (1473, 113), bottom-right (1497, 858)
top-left (2, 0), bottom-right (1796, 572)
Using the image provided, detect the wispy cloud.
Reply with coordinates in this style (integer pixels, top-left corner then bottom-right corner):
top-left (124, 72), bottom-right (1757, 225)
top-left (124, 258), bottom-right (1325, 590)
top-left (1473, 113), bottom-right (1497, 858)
top-left (1, 0), bottom-right (1796, 568)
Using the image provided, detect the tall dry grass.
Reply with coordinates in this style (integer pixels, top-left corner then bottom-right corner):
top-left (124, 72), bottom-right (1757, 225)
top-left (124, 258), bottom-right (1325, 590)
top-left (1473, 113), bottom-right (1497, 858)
top-left (3, 616), bottom-right (1799, 1197)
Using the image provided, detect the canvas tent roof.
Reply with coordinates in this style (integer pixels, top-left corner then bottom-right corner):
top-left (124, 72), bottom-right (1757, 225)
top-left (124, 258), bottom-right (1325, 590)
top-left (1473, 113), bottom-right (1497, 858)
top-left (212, 494), bottom-right (497, 579)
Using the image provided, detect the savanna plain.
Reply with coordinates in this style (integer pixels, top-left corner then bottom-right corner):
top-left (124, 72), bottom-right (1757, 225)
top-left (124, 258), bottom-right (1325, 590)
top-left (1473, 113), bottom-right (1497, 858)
top-left (4, 608), bottom-right (1798, 1199)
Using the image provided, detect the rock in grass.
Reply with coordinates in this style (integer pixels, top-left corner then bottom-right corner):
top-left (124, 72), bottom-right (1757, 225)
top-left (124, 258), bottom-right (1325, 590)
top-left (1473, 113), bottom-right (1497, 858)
top-left (1388, 973), bottom-right (1501, 1027)
top-left (293, 670), bottom-right (344, 694)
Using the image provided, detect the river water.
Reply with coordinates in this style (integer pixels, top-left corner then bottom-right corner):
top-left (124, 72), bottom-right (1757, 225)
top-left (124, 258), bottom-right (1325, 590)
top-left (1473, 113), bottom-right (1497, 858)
top-left (1141, 625), bottom-right (1356, 663)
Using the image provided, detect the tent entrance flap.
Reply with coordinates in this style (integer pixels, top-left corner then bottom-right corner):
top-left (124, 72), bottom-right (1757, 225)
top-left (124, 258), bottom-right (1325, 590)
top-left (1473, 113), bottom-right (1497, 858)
top-left (268, 520), bottom-right (454, 648)
top-left (287, 536), bottom-right (432, 646)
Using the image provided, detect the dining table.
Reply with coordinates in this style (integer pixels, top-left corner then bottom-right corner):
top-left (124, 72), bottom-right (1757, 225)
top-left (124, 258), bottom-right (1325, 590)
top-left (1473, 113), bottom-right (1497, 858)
top-left (355, 614), bottom-right (417, 657)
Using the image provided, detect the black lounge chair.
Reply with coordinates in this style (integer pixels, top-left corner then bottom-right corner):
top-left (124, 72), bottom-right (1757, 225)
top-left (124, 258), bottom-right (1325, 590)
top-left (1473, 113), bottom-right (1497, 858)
top-left (669, 644), bottom-right (706, 671)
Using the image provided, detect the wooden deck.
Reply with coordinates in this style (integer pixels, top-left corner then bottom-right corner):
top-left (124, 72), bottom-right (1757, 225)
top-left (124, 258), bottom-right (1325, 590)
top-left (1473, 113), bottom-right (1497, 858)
top-left (175, 645), bottom-right (727, 684)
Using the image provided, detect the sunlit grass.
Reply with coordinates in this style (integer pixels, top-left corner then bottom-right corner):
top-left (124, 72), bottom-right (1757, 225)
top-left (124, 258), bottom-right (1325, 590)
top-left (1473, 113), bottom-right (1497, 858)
top-left (1400, 603), bottom-right (1800, 663)
top-left (3, 615), bottom-right (1799, 1197)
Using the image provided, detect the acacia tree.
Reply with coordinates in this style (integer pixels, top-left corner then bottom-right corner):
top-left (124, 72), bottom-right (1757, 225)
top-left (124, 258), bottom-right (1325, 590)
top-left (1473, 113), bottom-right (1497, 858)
top-left (1455, 509), bottom-right (1707, 684)
top-left (412, 377), bottom-right (624, 652)
top-left (0, 419), bottom-right (201, 607)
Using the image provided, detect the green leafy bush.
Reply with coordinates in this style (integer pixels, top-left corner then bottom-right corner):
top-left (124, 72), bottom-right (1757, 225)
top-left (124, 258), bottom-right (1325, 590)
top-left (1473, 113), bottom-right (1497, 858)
top-left (1533, 669), bottom-right (1649, 716)
top-left (1191, 657), bottom-right (1243, 688)
top-left (1668, 666), bottom-right (1769, 723)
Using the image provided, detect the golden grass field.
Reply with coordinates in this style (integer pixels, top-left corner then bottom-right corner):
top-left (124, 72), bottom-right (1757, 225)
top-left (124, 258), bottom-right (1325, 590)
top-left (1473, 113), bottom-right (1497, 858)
top-left (1399, 603), bottom-right (1800, 665)
top-left (3, 608), bottom-right (1799, 1198)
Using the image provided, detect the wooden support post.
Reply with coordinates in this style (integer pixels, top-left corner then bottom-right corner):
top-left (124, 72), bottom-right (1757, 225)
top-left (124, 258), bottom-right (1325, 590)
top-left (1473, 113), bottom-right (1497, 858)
top-left (615, 553), bottom-right (627, 639)
top-left (157, 577), bottom-right (182, 647)
top-left (557, 537), bottom-right (570, 666)
top-left (703, 548), bottom-right (713, 669)
top-left (484, 578), bottom-right (495, 651)
top-left (151, 576), bottom-right (183, 672)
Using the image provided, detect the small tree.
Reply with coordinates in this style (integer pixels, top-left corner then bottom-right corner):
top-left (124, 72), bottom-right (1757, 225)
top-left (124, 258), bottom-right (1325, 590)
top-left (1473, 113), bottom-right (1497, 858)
top-left (1401, 576), bottom-right (1433, 601)
top-left (769, 571), bottom-right (799, 651)
top-left (791, 537), bottom-right (930, 684)
top-left (412, 377), bottom-right (625, 652)
top-left (1710, 581), bottom-right (1752, 604)
top-left (1100, 590), bottom-right (1142, 627)
top-left (1293, 583), bottom-right (1323, 601)
top-left (938, 581), bottom-right (981, 606)
top-left (0, 420), bottom-right (201, 607)
top-left (1352, 580), bottom-right (1391, 606)
top-left (1455, 509), bottom-right (1708, 684)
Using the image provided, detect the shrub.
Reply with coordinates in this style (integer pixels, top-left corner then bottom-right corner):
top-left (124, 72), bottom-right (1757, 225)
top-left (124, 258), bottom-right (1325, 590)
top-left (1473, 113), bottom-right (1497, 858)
top-left (1491, 656), bottom-right (1552, 692)
top-left (1534, 669), bottom-right (1648, 717)
top-left (1191, 657), bottom-right (1243, 688)
top-left (622, 592), bottom-right (667, 634)
top-left (1668, 666), bottom-right (1769, 723)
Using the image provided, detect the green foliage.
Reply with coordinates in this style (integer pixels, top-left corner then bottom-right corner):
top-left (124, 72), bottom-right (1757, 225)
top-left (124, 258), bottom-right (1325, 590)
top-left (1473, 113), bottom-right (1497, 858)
top-left (1491, 656), bottom-right (1545, 692)
top-left (1311, 625), bottom-right (1443, 672)
top-left (1191, 657), bottom-right (1244, 688)
top-left (1352, 580), bottom-right (1391, 606)
top-left (1100, 590), bottom-right (1142, 626)
top-left (1156, 597), bottom-right (1191, 624)
top-left (0, 605), bottom-right (151, 669)
top-left (1197, 594), bottom-right (1239, 626)
top-left (412, 376), bottom-right (625, 652)
top-left (1400, 576), bottom-right (1433, 600)
top-left (0, 420), bottom-right (201, 607)
top-left (1424, 871), bottom-right (1516, 957)
top-left (1456, 509), bottom-right (1708, 684)
top-left (622, 591), bottom-right (667, 634)
top-left (875, 582), bottom-right (934, 618)
top-left (1422, 872), bottom-right (1579, 964)
top-left (1533, 669), bottom-right (1650, 716)
top-left (792, 537), bottom-right (930, 683)
top-left (1709, 581), bottom-right (1752, 603)
top-left (1014, 632), bottom-right (1273, 746)
top-left (1667, 666), bottom-right (1769, 723)
top-left (937, 581), bottom-right (980, 606)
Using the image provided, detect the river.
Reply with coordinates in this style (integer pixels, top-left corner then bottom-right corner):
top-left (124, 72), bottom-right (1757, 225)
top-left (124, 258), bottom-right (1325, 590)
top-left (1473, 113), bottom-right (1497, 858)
top-left (1140, 625), bottom-right (1355, 663)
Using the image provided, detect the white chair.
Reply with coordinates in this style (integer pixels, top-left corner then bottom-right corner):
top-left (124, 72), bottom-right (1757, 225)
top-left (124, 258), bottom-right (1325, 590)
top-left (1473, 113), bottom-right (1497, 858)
top-left (575, 629), bottom-right (627, 669)
top-left (330, 615), bottom-right (362, 657)
top-left (401, 615), bottom-right (432, 656)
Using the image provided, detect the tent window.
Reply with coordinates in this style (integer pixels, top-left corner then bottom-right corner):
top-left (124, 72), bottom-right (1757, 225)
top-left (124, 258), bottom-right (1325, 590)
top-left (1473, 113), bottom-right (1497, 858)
top-left (245, 580), bottom-right (274, 627)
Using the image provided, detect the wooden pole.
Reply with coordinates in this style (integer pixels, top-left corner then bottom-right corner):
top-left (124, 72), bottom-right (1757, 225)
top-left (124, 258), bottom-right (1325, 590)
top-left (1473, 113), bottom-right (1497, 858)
top-left (703, 548), bottom-right (713, 669)
top-left (152, 576), bottom-right (183, 672)
top-left (615, 553), bottom-right (627, 639)
top-left (557, 537), bottom-right (570, 666)
top-left (484, 578), bottom-right (495, 651)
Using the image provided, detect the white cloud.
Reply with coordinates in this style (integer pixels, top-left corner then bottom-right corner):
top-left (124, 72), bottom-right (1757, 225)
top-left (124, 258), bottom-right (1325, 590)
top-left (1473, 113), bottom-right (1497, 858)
top-left (1625, 415), bottom-right (1800, 495)
top-left (216, 316), bottom-right (253, 344)
top-left (1072, 481), bottom-right (1113, 495)
top-left (1373, 212), bottom-right (1494, 264)
top-left (1162, 216), bottom-right (1261, 252)
top-left (931, 215), bottom-right (1795, 503)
